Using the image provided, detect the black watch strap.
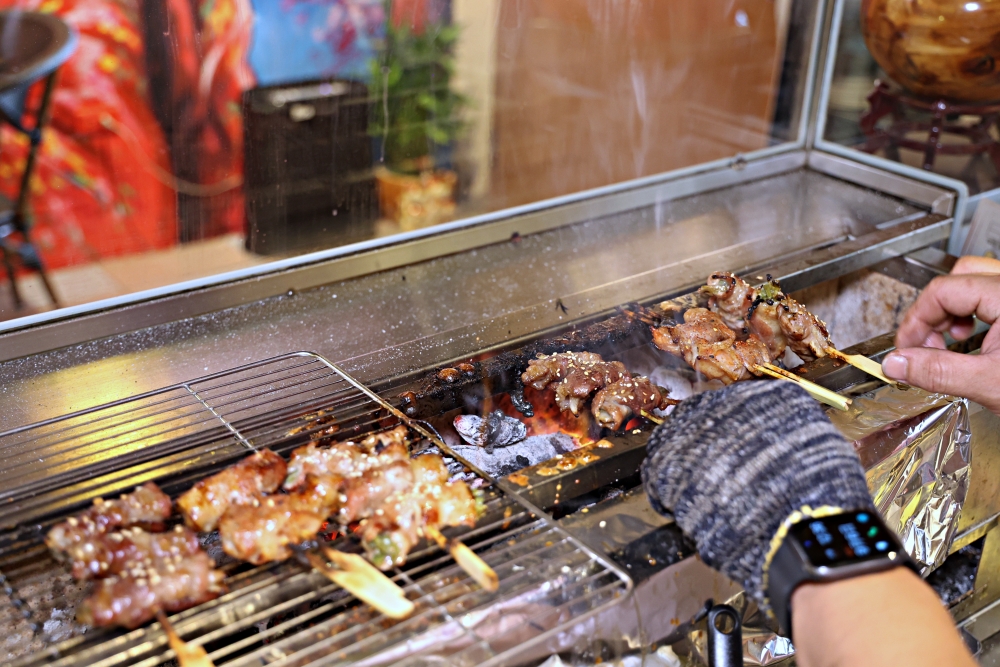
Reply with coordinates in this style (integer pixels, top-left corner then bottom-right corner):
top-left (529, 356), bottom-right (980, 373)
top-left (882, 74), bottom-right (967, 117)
top-left (766, 509), bottom-right (918, 639)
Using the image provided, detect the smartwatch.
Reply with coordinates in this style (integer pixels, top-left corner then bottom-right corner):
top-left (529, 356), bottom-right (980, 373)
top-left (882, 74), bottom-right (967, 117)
top-left (765, 508), bottom-right (919, 639)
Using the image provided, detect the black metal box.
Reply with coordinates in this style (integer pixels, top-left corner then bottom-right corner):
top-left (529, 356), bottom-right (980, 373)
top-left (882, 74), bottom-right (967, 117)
top-left (243, 79), bottom-right (376, 255)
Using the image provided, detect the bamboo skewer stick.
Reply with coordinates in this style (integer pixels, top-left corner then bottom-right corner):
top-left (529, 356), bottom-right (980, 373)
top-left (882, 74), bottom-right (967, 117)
top-left (425, 525), bottom-right (499, 592)
top-left (640, 410), bottom-right (664, 425)
top-left (754, 363), bottom-right (852, 412)
top-left (156, 610), bottom-right (214, 667)
top-left (824, 347), bottom-right (910, 390)
top-left (306, 548), bottom-right (415, 619)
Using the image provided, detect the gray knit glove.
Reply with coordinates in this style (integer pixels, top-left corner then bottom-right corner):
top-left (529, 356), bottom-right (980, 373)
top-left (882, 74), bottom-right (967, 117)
top-left (641, 381), bottom-right (875, 611)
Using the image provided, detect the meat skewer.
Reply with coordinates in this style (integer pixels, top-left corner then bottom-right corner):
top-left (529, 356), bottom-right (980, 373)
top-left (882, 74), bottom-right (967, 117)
top-left (46, 482), bottom-right (172, 553)
top-left (521, 351), bottom-right (629, 415)
top-left (591, 376), bottom-right (678, 430)
top-left (207, 427), bottom-right (492, 596)
top-left (703, 271), bottom-right (905, 388)
top-left (77, 551), bottom-right (226, 629)
top-left (64, 525), bottom-right (201, 580)
top-left (650, 308), bottom-right (770, 384)
top-left (177, 449), bottom-right (287, 532)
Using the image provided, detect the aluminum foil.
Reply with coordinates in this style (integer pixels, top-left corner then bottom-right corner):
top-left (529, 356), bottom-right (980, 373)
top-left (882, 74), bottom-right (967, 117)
top-left (831, 385), bottom-right (972, 573)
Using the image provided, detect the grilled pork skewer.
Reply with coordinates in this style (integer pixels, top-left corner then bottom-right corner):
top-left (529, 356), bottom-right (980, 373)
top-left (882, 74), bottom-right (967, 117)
top-left (65, 525), bottom-right (201, 580)
top-left (591, 376), bottom-right (678, 430)
top-left (650, 308), bottom-right (770, 384)
top-left (77, 551), bottom-right (226, 629)
top-left (702, 271), bottom-right (901, 387)
top-left (46, 482), bottom-right (173, 553)
top-left (521, 352), bottom-right (629, 415)
top-left (177, 449), bottom-right (287, 532)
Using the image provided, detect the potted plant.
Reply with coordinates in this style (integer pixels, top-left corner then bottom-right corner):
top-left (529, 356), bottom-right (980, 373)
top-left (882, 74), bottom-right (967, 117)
top-left (369, 0), bottom-right (467, 231)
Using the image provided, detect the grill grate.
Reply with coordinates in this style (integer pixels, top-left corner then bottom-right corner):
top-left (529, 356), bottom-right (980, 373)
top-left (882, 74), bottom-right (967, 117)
top-left (0, 352), bottom-right (632, 667)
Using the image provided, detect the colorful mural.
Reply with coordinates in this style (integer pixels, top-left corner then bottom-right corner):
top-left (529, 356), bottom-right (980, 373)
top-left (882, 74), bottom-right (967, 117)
top-left (248, 0), bottom-right (384, 86)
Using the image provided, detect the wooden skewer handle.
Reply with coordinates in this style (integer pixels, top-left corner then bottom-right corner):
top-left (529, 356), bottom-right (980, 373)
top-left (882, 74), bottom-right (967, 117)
top-left (426, 526), bottom-right (499, 592)
top-left (308, 549), bottom-right (415, 619)
top-left (755, 364), bottom-right (852, 412)
top-left (825, 348), bottom-right (909, 389)
top-left (156, 611), bottom-right (215, 667)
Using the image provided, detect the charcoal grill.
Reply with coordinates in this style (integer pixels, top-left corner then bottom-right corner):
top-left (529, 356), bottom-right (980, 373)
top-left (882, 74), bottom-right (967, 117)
top-left (5, 0), bottom-right (1000, 661)
top-left (0, 353), bottom-right (631, 667)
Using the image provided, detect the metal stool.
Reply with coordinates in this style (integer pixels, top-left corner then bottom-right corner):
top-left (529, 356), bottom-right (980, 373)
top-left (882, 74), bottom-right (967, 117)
top-left (0, 11), bottom-right (77, 309)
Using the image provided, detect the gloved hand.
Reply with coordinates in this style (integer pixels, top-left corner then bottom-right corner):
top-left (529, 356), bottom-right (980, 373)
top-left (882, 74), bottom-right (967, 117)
top-left (641, 381), bottom-right (875, 611)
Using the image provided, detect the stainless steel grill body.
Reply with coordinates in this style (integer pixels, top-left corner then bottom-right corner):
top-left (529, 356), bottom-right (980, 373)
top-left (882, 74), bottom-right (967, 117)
top-left (0, 353), bottom-right (631, 667)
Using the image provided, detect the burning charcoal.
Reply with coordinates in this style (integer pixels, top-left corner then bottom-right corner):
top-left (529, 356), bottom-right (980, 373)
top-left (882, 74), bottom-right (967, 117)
top-left (509, 389), bottom-right (534, 417)
top-left (453, 410), bottom-right (527, 453)
top-left (451, 433), bottom-right (577, 478)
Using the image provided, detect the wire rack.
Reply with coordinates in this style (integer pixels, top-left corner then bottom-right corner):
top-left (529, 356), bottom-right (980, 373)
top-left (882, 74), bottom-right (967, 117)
top-left (0, 352), bottom-right (632, 667)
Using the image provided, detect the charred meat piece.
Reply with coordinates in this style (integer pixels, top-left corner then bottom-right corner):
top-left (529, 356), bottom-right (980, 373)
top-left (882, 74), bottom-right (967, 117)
top-left (360, 494), bottom-right (424, 570)
top-left (177, 449), bottom-right (287, 532)
top-left (65, 525), bottom-right (201, 580)
top-left (284, 440), bottom-right (408, 491)
top-left (285, 441), bottom-right (366, 490)
top-left (361, 425), bottom-right (410, 450)
top-left (651, 308), bottom-right (769, 384)
top-left (338, 460), bottom-right (415, 525)
top-left (521, 352), bottom-right (629, 415)
top-left (361, 456), bottom-right (479, 570)
top-left (591, 377), bottom-right (678, 430)
top-left (77, 552), bottom-right (226, 629)
top-left (219, 496), bottom-right (326, 564)
top-left (702, 271), bottom-right (755, 331)
top-left (218, 472), bottom-right (347, 564)
top-left (777, 298), bottom-right (834, 361)
top-left (746, 278), bottom-right (788, 361)
top-left (46, 483), bottom-right (172, 554)
top-left (703, 272), bottom-right (787, 360)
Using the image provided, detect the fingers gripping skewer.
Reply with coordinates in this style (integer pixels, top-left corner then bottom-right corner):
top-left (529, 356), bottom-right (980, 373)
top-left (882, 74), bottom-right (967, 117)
top-left (424, 525), bottom-right (499, 592)
top-left (156, 611), bottom-right (214, 667)
top-left (306, 548), bottom-right (415, 619)
top-left (754, 363), bottom-right (852, 412)
top-left (823, 347), bottom-right (910, 391)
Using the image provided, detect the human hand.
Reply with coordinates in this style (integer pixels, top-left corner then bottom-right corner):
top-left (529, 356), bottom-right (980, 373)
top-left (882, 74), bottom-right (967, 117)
top-left (882, 255), bottom-right (1000, 414)
top-left (641, 381), bottom-right (874, 611)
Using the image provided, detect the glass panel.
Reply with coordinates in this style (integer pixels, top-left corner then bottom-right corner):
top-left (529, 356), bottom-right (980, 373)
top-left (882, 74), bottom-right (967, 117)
top-left (822, 0), bottom-right (1000, 196)
top-left (0, 0), bottom-right (816, 322)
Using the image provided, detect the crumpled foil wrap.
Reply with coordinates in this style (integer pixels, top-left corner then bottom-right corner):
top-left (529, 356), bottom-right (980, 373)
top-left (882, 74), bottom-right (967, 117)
top-left (832, 385), bottom-right (972, 574)
top-left (672, 385), bottom-right (972, 666)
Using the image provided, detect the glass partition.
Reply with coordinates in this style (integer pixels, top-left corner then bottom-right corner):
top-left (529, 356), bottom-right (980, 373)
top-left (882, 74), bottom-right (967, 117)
top-left (820, 0), bottom-right (1000, 200)
top-left (0, 0), bottom-right (818, 323)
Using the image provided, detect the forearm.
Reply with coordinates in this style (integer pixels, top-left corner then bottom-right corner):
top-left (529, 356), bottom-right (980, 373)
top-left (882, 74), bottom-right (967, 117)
top-left (791, 567), bottom-right (976, 667)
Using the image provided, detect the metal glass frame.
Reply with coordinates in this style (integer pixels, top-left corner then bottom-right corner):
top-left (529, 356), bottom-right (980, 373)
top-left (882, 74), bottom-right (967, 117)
top-left (809, 0), bottom-right (977, 253)
top-left (0, 0), bottom-right (830, 339)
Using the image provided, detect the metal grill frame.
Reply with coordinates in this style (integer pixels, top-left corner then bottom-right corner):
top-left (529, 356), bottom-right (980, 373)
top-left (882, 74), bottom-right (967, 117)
top-left (0, 351), bottom-right (633, 667)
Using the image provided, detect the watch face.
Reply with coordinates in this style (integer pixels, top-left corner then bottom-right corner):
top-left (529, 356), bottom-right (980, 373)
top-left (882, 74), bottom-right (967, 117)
top-left (789, 512), bottom-right (898, 567)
